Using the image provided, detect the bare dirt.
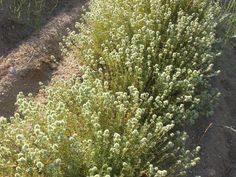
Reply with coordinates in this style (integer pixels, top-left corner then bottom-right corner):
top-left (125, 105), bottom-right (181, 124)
top-left (187, 43), bottom-right (236, 177)
top-left (0, 19), bottom-right (33, 57)
top-left (0, 0), bottom-right (87, 117)
top-left (0, 0), bottom-right (68, 57)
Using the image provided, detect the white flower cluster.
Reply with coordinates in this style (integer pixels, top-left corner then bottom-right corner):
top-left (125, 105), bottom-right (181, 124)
top-left (0, 0), bottom-right (224, 176)
top-left (66, 0), bottom-right (221, 124)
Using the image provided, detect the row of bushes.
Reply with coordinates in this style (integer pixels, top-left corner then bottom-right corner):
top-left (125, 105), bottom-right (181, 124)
top-left (0, 0), bottom-right (62, 27)
top-left (0, 0), bottom-right (234, 176)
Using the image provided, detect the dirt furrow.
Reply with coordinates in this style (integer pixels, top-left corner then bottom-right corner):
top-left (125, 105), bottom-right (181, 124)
top-left (0, 0), bottom-right (87, 117)
top-left (187, 44), bottom-right (236, 177)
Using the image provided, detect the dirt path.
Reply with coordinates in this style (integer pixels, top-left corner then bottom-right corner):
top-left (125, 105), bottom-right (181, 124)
top-left (0, 0), bottom-right (87, 117)
top-left (187, 44), bottom-right (236, 177)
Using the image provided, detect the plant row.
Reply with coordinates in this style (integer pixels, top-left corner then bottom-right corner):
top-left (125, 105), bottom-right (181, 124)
top-left (0, 0), bottom-right (233, 176)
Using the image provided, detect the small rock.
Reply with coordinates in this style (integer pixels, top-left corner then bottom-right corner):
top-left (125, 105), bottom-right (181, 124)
top-left (9, 66), bottom-right (17, 76)
top-left (206, 168), bottom-right (216, 177)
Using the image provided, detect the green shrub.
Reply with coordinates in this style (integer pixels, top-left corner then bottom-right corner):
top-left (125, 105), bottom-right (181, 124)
top-left (0, 81), bottom-right (200, 176)
top-left (65, 0), bottom-right (222, 124)
top-left (0, 0), bottom-right (229, 176)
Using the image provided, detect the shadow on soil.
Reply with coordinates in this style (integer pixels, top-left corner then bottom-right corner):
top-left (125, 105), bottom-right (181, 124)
top-left (187, 43), bottom-right (236, 177)
top-left (0, 0), bottom-right (87, 117)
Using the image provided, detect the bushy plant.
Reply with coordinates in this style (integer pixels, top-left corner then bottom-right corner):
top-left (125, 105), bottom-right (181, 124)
top-left (0, 80), bottom-right (200, 176)
top-left (0, 0), bottom-right (230, 176)
top-left (65, 0), bottom-right (222, 124)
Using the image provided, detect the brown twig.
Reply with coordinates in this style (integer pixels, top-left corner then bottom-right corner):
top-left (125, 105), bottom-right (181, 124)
top-left (199, 122), bottom-right (213, 143)
top-left (224, 125), bottom-right (236, 133)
